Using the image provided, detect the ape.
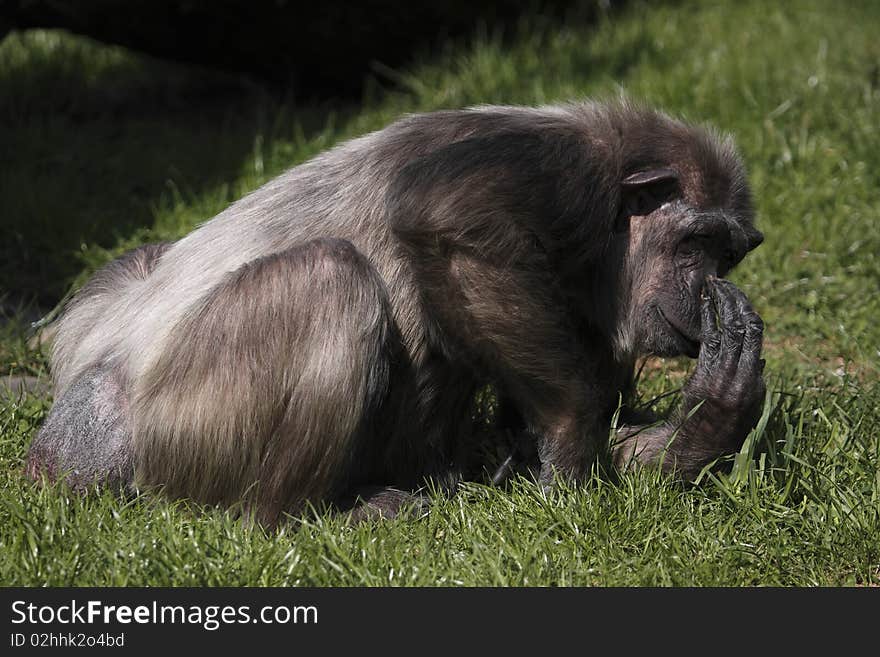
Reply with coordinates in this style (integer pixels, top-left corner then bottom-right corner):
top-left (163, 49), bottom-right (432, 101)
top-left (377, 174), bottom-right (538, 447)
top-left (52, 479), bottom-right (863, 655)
top-left (27, 100), bottom-right (765, 524)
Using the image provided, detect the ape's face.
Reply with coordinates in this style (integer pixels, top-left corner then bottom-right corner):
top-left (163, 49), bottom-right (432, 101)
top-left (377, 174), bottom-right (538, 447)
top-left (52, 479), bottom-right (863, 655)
top-left (618, 167), bottom-right (763, 359)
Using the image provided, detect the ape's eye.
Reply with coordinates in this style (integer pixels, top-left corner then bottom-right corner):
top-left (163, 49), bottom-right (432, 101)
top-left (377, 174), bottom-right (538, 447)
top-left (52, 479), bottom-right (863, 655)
top-left (628, 189), bottom-right (658, 216)
top-left (680, 234), bottom-right (712, 253)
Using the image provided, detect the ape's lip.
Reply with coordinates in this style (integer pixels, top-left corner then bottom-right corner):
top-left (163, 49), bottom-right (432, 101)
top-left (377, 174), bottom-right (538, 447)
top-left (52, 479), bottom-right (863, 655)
top-left (657, 306), bottom-right (701, 358)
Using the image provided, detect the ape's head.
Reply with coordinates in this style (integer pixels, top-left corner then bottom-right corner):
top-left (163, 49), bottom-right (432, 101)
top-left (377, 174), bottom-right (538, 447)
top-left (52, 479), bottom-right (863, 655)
top-left (611, 115), bottom-right (763, 360)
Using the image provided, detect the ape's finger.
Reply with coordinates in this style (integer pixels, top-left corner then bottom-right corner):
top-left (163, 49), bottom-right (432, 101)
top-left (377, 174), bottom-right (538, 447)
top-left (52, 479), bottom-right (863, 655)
top-left (707, 279), bottom-right (745, 373)
top-left (711, 278), bottom-right (750, 301)
top-left (710, 280), bottom-right (748, 330)
top-left (699, 287), bottom-right (721, 357)
top-left (734, 312), bottom-right (764, 382)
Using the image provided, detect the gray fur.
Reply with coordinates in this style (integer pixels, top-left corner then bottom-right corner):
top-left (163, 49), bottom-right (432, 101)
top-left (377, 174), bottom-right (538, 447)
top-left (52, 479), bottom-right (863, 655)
top-left (29, 99), bottom-right (764, 522)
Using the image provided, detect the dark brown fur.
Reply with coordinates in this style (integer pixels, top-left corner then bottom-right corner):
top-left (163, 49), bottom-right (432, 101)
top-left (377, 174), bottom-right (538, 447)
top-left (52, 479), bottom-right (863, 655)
top-left (27, 101), bottom-right (765, 524)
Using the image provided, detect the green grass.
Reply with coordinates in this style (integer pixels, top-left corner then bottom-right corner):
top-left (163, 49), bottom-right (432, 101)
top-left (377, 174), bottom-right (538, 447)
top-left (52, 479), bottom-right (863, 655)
top-left (1, 0), bottom-right (879, 586)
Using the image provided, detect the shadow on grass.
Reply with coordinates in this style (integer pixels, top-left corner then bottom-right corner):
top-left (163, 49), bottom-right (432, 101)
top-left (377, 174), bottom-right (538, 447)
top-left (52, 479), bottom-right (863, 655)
top-left (0, 29), bottom-right (353, 310)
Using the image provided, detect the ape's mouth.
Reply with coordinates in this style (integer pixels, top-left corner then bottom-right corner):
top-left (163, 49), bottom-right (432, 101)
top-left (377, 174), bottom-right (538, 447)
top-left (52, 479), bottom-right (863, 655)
top-left (657, 307), bottom-right (701, 358)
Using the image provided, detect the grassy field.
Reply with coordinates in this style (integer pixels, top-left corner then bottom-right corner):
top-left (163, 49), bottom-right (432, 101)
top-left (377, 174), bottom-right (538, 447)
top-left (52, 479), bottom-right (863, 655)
top-left (1, 0), bottom-right (878, 586)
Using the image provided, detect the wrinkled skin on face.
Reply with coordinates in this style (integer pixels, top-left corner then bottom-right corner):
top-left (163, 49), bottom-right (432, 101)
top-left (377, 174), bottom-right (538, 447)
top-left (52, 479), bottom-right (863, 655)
top-left (608, 153), bottom-right (767, 480)
top-left (617, 162), bottom-right (763, 361)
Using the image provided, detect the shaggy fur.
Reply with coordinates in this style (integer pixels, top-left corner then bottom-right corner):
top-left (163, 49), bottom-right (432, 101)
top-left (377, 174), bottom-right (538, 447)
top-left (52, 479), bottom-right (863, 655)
top-left (28, 100), bottom-right (765, 523)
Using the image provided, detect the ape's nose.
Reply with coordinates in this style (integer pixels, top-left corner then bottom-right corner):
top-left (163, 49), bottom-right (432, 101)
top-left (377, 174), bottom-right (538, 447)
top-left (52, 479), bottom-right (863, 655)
top-left (746, 226), bottom-right (764, 250)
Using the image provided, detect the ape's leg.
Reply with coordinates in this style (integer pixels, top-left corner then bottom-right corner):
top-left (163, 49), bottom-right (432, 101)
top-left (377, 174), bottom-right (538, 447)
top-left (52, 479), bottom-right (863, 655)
top-left (131, 238), bottom-right (417, 526)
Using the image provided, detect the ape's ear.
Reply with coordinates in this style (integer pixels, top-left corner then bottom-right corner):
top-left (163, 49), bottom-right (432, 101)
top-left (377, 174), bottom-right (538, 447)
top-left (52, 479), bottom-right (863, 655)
top-left (621, 168), bottom-right (679, 188)
top-left (619, 168), bottom-right (680, 223)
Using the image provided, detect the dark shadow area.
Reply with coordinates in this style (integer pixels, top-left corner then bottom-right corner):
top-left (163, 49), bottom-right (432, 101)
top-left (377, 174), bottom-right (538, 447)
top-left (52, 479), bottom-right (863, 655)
top-left (1, 1), bottom-right (614, 93)
top-left (0, 29), bottom-right (354, 309)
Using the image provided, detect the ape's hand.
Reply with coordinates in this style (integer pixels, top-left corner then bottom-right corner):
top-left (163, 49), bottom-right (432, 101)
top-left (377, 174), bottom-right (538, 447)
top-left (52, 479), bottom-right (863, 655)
top-left (679, 277), bottom-right (766, 453)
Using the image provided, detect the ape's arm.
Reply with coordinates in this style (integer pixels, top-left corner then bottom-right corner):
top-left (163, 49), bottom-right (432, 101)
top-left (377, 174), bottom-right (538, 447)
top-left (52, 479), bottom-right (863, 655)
top-left (388, 129), bottom-right (620, 484)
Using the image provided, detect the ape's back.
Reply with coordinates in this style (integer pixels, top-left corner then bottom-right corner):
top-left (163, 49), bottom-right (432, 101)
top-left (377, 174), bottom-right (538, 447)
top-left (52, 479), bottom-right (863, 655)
top-left (51, 105), bottom-right (582, 396)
